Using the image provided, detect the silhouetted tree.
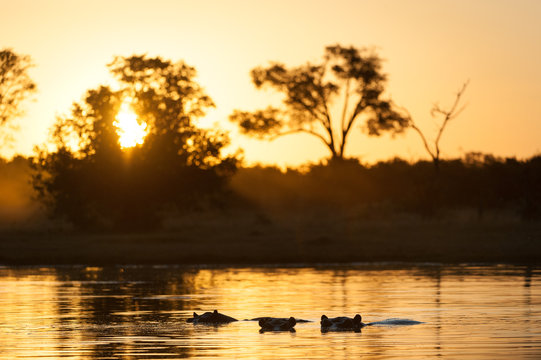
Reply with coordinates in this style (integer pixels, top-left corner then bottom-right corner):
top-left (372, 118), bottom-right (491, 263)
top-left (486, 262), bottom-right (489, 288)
top-left (33, 55), bottom-right (237, 230)
top-left (229, 44), bottom-right (408, 160)
top-left (0, 49), bottom-right (36, 143)
top-left (406, 81), bottom-right (469, 171)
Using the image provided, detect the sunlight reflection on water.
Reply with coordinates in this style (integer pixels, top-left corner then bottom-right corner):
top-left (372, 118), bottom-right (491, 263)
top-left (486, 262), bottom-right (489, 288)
top-left (0, 264), bottom-right (540, 359)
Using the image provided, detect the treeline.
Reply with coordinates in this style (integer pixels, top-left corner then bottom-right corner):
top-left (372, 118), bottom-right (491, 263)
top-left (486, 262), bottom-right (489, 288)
top-left (230, 154), bottom-right (541, 222)
top-left (2, 152), bottom-right (539, 231)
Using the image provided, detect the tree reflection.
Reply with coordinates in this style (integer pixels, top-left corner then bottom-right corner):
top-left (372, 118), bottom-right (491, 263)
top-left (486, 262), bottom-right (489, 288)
top-left (49, 266), bottom-right (200, 358)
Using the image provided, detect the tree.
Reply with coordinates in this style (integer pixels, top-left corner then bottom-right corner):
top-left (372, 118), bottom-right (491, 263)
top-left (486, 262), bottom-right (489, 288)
top-left (406, 81), bottom-right (469, 171)
top-left (33, 55), bottom-right (237, 230)
top-left (229, 44), bottom-right (408, 160)
top-left (0, 49), bottom-right (36, 139)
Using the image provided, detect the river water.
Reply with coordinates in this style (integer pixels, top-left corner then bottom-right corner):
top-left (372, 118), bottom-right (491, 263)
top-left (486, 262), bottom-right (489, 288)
top-left (0, 264), bottom-right (539, 359)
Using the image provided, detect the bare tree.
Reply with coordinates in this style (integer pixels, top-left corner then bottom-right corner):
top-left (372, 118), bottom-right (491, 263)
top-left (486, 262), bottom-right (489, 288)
top-left (406, 81), bottom-right (469, 171)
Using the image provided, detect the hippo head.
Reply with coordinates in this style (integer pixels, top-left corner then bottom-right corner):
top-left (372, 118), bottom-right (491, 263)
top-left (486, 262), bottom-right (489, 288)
top-left (286, 316), bottom-right (296, 328)
top-left (321, 314), bottom-right (363, 331)
top-left (187, 312), bottom-right (199, 323)
top-left (320, 315), bottom-right (332, 327)
top-left (259, 316), bottom-right (297, 331)
top-left (352, 314), bottom-right (362, 325)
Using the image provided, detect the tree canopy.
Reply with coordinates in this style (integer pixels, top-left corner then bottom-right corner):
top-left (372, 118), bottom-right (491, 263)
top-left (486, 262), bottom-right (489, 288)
top-left (0, 49), bottom-right (36, 141)
top-left (33, 55), bottom-right (237, 230)
top-left (229, 44), bottom-right (408, 160)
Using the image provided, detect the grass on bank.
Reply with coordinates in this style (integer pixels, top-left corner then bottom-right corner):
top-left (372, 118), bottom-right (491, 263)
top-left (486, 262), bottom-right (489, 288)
top-left (1, 210), bottom-right (539, 265)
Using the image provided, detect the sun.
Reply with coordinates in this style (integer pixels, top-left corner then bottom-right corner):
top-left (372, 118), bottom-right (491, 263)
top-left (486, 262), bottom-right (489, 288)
top-left (113, 99), bottom-right (148, 148)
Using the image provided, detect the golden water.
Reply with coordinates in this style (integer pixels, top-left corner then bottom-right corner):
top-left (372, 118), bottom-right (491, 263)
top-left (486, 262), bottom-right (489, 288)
top-left (0, 265), bottom-right (539, 359)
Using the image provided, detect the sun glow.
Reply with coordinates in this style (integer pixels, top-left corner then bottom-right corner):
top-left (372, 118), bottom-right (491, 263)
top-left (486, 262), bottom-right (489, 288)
top-left (114, 100), bottom-right (148, 148)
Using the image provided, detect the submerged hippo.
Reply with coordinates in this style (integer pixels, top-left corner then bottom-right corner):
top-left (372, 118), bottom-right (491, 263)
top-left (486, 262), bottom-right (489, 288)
top-left (320, 314), bottom-right (366, 332)
top-left (258, 317), bottom-right (297, 332)
top-left (187, 310), bottom-right (237, 324)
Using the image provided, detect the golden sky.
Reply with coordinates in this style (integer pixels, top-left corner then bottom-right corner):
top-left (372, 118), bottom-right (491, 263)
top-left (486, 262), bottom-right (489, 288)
top-left (2, 0), bottom-right (540, 167)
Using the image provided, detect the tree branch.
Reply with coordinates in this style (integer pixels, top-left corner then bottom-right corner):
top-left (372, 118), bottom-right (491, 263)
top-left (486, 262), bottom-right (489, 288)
top-left (338, 97), bottom-right (364, 156)
top-left (433, 80), bottom-right (469, 151)
top-left (410, 122), bottom-right (436, 160)
top-left (270, 127), bottom-right (335, 156)
top-left (340, 78), bottom-right (351, 132)
top-left (311, 61), bottom-right (339, 155)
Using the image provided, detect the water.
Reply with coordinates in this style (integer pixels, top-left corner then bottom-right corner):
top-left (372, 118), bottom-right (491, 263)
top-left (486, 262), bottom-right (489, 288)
top-left (0, 264), bottom-right (540, 359)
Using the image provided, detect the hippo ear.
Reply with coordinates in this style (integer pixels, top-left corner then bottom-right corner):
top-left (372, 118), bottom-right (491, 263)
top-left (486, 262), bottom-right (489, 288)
top-left (213, 310), bottom-right (218, 314)
top-left (321, 316), bottom-right (332, 327)
top-left (353, 314), bottom-right (362, 323)
top-left (288, 317), bottom-right (296, 326)
top-left (193, 312), bottom-right (198, 317)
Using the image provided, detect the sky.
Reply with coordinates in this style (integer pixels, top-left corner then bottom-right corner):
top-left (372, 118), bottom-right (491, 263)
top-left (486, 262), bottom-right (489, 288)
top-left (2, 0), bottom-right (540, 167)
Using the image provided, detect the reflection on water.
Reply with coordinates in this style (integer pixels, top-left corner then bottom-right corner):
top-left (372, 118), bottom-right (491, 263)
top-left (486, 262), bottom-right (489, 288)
top-left (0, 264), bottom-right (540, 359)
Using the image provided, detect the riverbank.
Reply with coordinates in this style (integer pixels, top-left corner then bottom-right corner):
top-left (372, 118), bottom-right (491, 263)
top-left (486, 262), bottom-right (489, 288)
top-left (1, 217), bottom-right (540, 265)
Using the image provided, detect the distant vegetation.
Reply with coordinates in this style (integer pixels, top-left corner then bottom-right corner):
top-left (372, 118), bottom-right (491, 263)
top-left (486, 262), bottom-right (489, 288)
top-left (1, 153), bottom-right (539, 232)
top-left (2, 153), bottom-right (540, 265)
top-left (0, 46), bottom-right (539, 236)
top-left (230, 154), bottom-right (541, 222)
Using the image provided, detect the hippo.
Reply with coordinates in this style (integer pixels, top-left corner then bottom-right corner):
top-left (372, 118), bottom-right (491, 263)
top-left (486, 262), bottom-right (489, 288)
top-left (187, 310), bottom-right (237, 324)
top-left (320, 314), bottom-right (366, 332)
top-left (258, 317), bottom-right (297, 332)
